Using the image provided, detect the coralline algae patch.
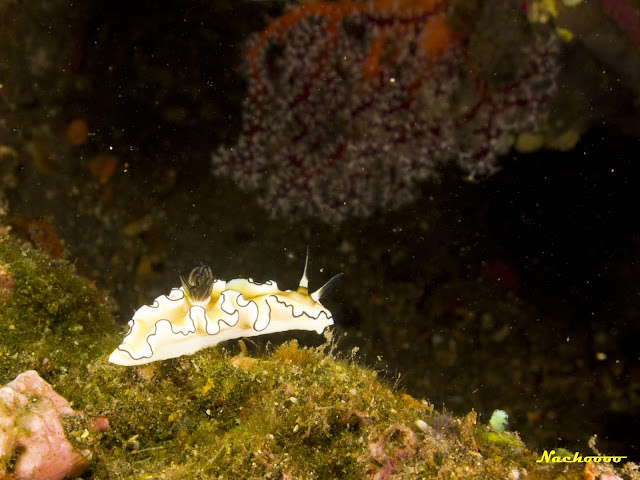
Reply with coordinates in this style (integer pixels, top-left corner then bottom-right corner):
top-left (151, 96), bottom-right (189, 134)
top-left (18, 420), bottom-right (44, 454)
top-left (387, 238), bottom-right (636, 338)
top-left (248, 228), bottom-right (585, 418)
top-left (0, 371), bottom-right (93, 480)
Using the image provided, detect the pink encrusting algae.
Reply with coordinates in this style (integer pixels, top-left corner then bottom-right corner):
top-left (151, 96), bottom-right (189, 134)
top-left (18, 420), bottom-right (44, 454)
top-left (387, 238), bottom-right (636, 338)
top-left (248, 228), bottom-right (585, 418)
top-left (0, 370), bottom-right (92, 480)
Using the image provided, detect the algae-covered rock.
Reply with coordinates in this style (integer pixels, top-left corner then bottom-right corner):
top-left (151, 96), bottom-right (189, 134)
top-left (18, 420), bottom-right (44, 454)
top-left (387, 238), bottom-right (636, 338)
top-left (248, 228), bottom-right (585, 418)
top-left (0, 235), bottom-right (116, 388)
top-left (0, 235), bottom-right (634, 479)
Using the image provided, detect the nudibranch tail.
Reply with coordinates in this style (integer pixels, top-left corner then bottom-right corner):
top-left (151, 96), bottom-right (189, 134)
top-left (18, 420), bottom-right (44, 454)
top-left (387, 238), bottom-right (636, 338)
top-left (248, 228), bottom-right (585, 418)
top-left (109, 248), bottom-right (343, 366)
top-left (311, 273), bottom-right (343, 302)
top-left (297, 247), bottom-right (342, 300)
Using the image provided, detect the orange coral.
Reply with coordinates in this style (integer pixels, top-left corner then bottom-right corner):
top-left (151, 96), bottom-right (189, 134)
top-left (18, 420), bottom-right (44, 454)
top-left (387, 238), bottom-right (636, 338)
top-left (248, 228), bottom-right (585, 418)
top-left (88, 154), bottom-right (118, 183)
top-left (12, 217), bottom-right (65, 259)
top-left (246, 0), bottom-right (455, 80)
top-left (64, 118), bottom-right (89, 146)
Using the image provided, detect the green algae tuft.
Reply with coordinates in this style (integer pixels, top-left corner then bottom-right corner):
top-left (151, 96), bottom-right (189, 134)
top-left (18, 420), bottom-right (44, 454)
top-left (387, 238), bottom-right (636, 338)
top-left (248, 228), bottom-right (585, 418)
top-left (0, 235), bottom-right (117, 392)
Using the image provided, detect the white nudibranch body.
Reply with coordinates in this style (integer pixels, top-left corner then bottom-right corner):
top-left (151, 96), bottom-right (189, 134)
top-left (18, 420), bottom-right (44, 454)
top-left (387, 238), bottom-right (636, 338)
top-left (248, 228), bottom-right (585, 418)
top-left (108, 248), bottom-right (342, 366)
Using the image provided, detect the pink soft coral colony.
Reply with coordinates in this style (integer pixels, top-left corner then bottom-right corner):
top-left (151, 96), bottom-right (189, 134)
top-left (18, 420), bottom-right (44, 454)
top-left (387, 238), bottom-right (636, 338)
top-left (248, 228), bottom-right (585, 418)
top-left (601, 0), bottom-right (640, 44)
top-left (212, 0), bottom-right (560, 222)
top-left (0, 370), bottom-right (91, 480)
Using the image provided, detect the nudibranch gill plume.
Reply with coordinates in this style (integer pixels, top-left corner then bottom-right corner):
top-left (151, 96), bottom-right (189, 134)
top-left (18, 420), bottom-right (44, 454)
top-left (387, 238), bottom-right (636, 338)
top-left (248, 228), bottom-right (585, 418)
top-left (108, 248), bottom-right (343, 366)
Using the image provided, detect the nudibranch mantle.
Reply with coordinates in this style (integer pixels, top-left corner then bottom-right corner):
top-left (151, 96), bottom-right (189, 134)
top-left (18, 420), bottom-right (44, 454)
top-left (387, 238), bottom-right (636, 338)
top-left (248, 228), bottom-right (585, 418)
top-left (108, 249), bottom-right (342, 366)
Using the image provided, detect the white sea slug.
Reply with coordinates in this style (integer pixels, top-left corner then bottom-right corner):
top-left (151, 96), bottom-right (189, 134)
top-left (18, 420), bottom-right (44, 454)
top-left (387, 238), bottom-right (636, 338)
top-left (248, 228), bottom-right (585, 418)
top-left (108, 248), bottom-right (342, 366)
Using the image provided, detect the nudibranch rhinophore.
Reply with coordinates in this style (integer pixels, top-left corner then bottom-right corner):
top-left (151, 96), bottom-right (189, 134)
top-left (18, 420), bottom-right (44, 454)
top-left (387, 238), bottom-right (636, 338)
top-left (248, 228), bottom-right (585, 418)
top-left (108, 248), bottom-right (343, 366)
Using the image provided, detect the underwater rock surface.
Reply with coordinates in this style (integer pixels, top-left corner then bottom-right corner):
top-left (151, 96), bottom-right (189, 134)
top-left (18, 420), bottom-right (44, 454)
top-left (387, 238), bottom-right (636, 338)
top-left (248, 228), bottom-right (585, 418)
top-left (0, 235), bottom-right (636, 479)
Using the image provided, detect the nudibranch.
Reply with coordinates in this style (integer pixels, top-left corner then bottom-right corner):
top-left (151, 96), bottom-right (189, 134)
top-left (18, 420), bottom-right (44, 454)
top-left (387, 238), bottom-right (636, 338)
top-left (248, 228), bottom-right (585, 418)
top-left (108, 248), bottom-right (342, 366)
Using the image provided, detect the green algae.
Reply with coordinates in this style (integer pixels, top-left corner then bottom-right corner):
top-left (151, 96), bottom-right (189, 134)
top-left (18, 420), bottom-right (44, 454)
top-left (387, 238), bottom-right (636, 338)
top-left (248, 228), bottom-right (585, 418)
top-left (0, 235), bottom-right (116, 392)
top-left (0, 235), bottom-right (625, 479)
top-left (476, 428), bottom-right (524, 449)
